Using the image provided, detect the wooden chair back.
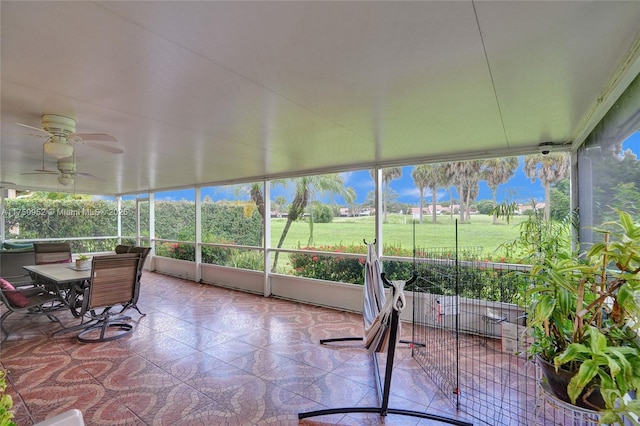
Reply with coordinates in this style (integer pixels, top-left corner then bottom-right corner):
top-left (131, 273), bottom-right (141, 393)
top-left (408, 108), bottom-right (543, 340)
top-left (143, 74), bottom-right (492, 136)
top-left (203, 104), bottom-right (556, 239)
top-left (128, 246), bottom-right (151, 274)
top-left (114, 245), bottom-right (133, 254)
top-left (86, 254), bottom-right (140, 310)
top-left (33, 243), bottom-right (72, 265)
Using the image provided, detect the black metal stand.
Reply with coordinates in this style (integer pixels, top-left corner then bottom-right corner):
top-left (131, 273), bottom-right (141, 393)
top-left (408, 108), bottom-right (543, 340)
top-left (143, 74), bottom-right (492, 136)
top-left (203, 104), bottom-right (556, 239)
top-left (298, 275), bottom-right (472, 425)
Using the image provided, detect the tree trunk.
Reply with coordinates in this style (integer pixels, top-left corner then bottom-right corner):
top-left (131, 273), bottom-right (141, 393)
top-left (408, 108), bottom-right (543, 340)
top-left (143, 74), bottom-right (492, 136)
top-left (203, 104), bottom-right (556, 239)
top-left (431, 184), bottom-right (437, 224)
top-left (492, 188), bottom-right (498, 224)
top-left (383, 182), bottom-right (388, 223)
top-left (271, 189), bottom-right (308, 272)
top-left (418, 187), bottom-right (424, 224)
top-left (458, 186), bottom-right (465, 223)
top-left (272, 218), bottom-right (294, 272)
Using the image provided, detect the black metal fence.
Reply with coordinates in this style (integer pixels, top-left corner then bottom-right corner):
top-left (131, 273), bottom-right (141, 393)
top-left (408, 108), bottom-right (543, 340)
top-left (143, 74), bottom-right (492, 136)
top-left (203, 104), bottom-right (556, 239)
top-left (410, 249), bottom-right (538, 425)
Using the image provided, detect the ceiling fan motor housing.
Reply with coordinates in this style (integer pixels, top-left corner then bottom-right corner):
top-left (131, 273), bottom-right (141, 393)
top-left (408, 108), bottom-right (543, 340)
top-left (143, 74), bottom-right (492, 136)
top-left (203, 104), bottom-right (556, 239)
top-left (42, 114), bottom-right (75, 158)
top-left (42, 114), bottom-right (76, 136)
top-left (57, 158), bottom-right (76, 174)
top-left (58, 174), bottom-right (74, 186)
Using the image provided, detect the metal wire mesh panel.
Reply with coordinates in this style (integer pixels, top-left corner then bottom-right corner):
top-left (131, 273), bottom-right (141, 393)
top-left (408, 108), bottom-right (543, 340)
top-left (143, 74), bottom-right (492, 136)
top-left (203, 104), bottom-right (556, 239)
top-left (412, 272), bottom-right (461, 409)
top-left (411, 251), bottom-right (539, 425)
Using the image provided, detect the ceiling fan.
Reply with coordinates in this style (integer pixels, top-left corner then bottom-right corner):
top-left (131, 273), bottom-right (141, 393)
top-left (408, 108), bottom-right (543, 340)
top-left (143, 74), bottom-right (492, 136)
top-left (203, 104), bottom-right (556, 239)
top-left (17, 114), bottom-right (123, 159)
top-left (22, 145), bottom-right (104, 186)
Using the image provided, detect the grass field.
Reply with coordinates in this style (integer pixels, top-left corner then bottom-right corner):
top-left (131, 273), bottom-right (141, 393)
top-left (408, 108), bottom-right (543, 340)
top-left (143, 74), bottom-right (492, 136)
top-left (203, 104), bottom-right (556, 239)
top-left (270, 213), bottom-right (528, 257)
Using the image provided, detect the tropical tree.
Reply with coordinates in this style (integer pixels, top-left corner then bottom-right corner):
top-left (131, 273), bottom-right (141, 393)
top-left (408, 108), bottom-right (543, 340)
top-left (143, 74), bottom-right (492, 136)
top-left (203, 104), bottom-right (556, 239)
top-left (271, 174), bottom-right (355, 271)
top-left (411, 166), bottom-right (428, 224)
top-left (231, 183), bottom-right (267, 245)
top-left (412, 163), bottom-right (444, 224)
top-left (443, 161), bottom-right (481, 223)
top-left (523, 152), bottom-right (570, 221)
top-left (481, 157), bottom-right (519, 224)
top-left (273, 196), bottom-right (288, 214)
top-left (589, 148), bottom-right (640, 223)
top-left (370, 167), bottom-right (402, 222)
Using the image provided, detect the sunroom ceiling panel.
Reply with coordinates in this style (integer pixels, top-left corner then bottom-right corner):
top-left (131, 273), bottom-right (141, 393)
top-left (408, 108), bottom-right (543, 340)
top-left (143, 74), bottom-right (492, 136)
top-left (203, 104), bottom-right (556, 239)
top-left (2, 1), bottom-right (640, 195)
top-left (476, 1), bottom-right (640, 147)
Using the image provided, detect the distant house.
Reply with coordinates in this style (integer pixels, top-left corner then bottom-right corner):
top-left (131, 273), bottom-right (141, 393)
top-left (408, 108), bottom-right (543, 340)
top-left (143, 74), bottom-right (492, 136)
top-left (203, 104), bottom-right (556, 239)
top-left (270, 210), bottom-right (288, 218)
top-left (518, 202), bottom-right (545, 214)
top-left (438, 204), bottom-right (460, 214)
top-left (339, 207), bottom-right (350, 217)
top-left (410, 205), bottom-right (445, 219)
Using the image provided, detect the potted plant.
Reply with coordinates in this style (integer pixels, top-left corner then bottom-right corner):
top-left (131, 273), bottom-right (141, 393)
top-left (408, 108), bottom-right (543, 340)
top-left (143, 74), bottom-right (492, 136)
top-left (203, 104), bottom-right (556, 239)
top-left (0, 369), bottom-right (17, 426)
top-left (525, 209), bottom-right (640, 423)
top-left (75, 254), bottom-right (91, 270)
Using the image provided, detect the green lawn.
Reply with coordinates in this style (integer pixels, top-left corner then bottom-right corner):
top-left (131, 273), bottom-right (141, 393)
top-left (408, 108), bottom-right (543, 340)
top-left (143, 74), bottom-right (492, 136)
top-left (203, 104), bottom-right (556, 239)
top-left (270, 213), bottom-right (527, 258)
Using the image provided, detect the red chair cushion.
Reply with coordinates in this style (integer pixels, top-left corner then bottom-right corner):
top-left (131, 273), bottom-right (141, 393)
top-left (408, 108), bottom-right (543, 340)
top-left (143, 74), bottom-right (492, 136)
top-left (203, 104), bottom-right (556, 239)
top-left (0, 278), bottom-right (30, 308)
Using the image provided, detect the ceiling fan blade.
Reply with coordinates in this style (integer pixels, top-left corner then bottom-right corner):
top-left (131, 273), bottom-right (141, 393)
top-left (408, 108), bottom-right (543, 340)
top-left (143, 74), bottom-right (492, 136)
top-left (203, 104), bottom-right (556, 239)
top-left (82, 142), bottom-right (124, 154)
top-left (16, 122), bottom-right (53, 137)
top-left (71, 133), bottom-right (118, 143)
top-left (74, 172), bottom-right (104, 181)
top-left (22, 169), bottom-right (58, 175)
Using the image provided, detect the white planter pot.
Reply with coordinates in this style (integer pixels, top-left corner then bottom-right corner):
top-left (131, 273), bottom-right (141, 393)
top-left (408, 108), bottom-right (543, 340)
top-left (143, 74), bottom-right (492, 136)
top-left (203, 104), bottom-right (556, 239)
top-left (76, 259), bottom-right (91, 270)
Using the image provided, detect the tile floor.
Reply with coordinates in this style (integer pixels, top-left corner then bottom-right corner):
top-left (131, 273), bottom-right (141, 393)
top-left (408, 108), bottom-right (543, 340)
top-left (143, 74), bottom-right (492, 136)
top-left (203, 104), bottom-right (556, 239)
top-left (1, 272), bottom-right (478, 425)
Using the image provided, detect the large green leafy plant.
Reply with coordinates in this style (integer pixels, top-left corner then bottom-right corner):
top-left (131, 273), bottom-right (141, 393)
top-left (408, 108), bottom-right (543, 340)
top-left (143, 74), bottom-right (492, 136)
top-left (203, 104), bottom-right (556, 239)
top-left (526, 210), bottom-right (640, 424)
top-left (0, 370), bottom-right (16, 426)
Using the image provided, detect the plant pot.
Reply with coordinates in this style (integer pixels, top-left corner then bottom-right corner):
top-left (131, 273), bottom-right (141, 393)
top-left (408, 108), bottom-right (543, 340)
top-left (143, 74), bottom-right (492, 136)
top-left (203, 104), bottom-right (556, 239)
top-left (76, 259), bottom-right (91, 270)
top-left (536, 355), bottom-right (605, 411)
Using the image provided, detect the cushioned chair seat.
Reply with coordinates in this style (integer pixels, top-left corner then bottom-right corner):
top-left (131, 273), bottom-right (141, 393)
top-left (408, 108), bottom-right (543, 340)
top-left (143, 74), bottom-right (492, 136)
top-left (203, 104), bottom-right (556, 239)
top-left (0, 278), bottom-right (65, 342)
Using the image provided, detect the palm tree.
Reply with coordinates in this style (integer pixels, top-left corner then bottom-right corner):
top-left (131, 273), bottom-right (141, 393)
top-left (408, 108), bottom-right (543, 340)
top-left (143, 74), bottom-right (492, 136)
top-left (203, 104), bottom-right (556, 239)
top-left (412, 164), bottom-right (444, 224)
top-left (481, 157), bottom-right (519, 224)
top-left (370, 167), bottom-right (402, 222)
top-left (411, 166), bottom-right (429, 224)
top-left (271, 174), bottom-right (355, 272)
top-left (443, 161), bottom-right (481, 223)
top-left (523, 153), bottom-right (570, 221)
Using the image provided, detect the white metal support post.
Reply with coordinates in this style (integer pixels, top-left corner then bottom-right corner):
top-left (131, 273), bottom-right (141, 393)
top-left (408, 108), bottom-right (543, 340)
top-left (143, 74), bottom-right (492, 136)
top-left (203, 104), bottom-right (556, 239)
top-left (195, 187), bottom-right (202, 283)
top-left (264, 180), bottom-right (271, 297)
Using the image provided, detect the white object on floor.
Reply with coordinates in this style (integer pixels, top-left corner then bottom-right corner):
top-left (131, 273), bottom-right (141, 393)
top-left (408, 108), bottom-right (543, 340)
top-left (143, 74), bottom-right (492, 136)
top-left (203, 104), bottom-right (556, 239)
top-left (34, 409), bottom-right (85, 426)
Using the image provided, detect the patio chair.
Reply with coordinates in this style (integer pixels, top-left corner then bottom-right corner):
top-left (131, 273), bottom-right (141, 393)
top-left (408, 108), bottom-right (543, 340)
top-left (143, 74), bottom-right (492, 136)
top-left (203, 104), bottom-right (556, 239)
top-left (120, 246), bottom-right (151, 316)
top-left (32, 242), bottom-right (78, 301)
top-left (482, 307), bottom-right (508, 339)
top-left (115, 244), bottom-right (133, 254)
top-left (56, 253), bottom-right (141, 343)
top-left (0, 278), bottom-right (65, 342)
top-left (1, 248), bottom-right (36, 287)
top-left (33, 242), bottom-right (73, 265)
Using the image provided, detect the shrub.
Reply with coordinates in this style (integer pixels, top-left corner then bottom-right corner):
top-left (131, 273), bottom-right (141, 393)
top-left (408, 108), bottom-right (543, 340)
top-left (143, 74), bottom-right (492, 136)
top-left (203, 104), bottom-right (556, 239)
top-left (476, 199), bottom-right (495, 215)
top-left (227, 249), bottom-right (264, 271)
top-left (309, 203), bottom-right (333, 223)
top-left (156, 242), bottom-right (195, 261)
top-left (289, 243), bottom-right (526, 305)
top-left (289, 244), bottom-right (367, 284)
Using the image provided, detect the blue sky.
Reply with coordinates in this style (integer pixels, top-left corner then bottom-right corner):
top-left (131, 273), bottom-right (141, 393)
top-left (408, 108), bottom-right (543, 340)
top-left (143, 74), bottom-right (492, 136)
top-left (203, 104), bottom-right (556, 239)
top-left (149, 132), bottom-right (640, 206)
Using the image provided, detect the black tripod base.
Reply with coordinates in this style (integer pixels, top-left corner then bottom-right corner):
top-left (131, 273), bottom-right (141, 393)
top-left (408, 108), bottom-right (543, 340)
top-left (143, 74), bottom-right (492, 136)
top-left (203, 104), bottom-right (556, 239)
top-left (298, 406), bottom-right (472, 425)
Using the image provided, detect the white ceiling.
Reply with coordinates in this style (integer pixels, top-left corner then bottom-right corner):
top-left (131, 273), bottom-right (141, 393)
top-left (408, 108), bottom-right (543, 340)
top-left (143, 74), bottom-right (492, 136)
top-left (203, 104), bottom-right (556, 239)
top-left (2, 1), bottom-right (640, 195)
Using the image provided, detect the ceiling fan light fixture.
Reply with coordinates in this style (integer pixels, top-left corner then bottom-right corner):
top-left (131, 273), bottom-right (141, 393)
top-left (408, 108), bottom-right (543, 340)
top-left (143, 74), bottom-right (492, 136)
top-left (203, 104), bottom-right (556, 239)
top-left (44, 140), bottom-right (74, 159)
top-left (58, 174), bottom-right (74, 186)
